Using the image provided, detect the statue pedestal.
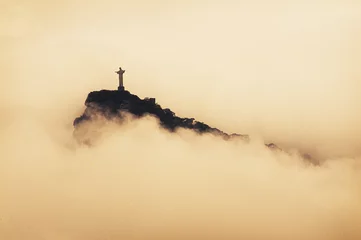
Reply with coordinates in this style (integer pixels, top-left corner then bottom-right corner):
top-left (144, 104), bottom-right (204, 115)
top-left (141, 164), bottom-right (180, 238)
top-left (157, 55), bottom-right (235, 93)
top-left (118, 86), bottom-right (125, 91)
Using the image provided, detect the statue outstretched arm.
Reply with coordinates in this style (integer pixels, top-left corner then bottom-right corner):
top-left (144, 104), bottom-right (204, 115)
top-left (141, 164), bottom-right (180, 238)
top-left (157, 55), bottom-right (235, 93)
top-left (116, 69), bottom-right (125, 74)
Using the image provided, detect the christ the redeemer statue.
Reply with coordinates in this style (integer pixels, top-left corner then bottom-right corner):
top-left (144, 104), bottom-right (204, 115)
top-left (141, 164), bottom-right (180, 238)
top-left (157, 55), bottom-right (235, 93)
top-left (116, 67), bottom-right (126, 91)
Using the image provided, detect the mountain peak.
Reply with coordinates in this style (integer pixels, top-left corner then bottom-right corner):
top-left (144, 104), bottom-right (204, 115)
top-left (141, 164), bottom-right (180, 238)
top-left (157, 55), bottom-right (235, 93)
top-left (73, 89), bottom-right (249, 142)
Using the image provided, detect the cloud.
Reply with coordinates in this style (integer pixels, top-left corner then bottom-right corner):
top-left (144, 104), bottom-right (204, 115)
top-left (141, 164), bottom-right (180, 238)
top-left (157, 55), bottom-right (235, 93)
top-left (0, 111), bottom-right (360, 239)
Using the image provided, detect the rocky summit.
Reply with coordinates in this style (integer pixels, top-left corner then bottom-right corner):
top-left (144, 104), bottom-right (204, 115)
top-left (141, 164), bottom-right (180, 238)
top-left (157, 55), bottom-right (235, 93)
top-left (73, 89), bottom-right (249, 142)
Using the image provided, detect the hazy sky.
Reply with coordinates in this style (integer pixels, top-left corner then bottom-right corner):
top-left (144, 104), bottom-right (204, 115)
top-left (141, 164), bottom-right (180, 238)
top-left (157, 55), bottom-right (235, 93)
top-left (0, 1), bottom-right (361, 239)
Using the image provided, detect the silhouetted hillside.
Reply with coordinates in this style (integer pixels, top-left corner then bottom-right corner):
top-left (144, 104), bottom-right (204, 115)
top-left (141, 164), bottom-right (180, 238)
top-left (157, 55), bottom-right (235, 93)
top-left (73, 89), bottom-right (317, 164)
top-left (73, 89), bottom-right (249, 141)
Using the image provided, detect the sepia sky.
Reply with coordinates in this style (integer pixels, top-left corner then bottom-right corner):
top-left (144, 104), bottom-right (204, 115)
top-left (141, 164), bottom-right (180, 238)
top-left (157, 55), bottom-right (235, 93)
top-left (1, 0), bottom-right (361, 156)
top-left (0, 1), bottom-right (361, 239)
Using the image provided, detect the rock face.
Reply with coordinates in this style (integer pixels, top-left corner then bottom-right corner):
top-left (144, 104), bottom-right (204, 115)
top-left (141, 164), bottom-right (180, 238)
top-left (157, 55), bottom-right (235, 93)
top-left (73, 89), bottom-right (249, 141)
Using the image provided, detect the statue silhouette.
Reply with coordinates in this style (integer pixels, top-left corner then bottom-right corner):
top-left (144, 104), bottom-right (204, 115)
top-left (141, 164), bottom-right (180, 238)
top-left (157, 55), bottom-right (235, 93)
top-left (116, 67), bottom-right (126, 91)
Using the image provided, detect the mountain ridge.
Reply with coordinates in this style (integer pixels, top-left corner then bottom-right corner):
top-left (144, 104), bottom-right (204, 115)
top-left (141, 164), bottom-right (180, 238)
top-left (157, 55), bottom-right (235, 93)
top-left (73, 89), bottom-right (249, 141)
top-left (73, 89), bottom-right (317, 164)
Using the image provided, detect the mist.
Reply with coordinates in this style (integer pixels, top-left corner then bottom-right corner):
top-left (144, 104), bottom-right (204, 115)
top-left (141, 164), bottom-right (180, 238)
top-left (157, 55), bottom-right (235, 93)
top-left (1, 0), bottom-right (361, 239)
